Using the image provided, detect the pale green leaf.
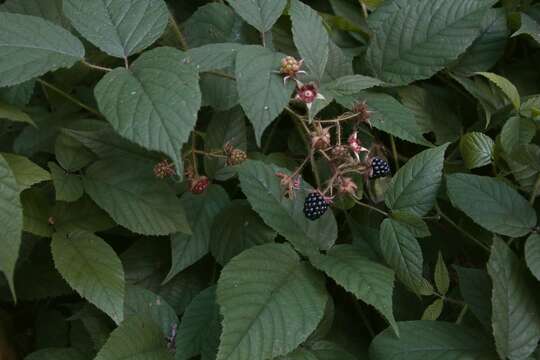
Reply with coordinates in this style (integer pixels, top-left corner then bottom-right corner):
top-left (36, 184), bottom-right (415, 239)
top-left (25, 348), bottom-right (85, 360)
top-left (49, 162), bottom-right (83, 202)
top-left (0, 12), bottom-right (84, 87)
top-left (63, 0), bottom-right (169, 58)
top-left (311, 244), bottom-right (398, 335)
top-left (513, 13), bottom-right (540, 44)
top-left (390, 211), bottom-right (431, 238)
top-left (51, 230), bottom-right (125, 324)
top-left (421, 299), bottom-right (444, 321)
top-left (83, 158), bottom-right (190, 236)
top-left (95, 47), bottom-right (201, 172)
top-left (369, 321), bottom-right (496, 359)
top-left (500, 116), bottom-right (536, 155)
top-left (0, 153), bottom-right (23, 297)
top-left (0, 101), bottom-right (34, 125)
top-left (323, 75), bottom-right (383, 97)
top-left (488, 238), bottom-right (540, 360)
top-left (476, 72), bottom-right (521, 110)
top-left (216, 243), bottom-right (327, 360)
top-left (337, 92), bottom-right (432, 147)
top-left (380, 218), bottom-right (431, 295)
top-left (525, 234), bottom-right (540, 281)
top-left (164, 186), bottom-right (230, 284)
top-left (366, 0), bottom-right (496, 85)
top-left (235, 46), bottom-right (294, 146)
top-left (238, 160), bottom-right (337, 257)
top-left (175, 286), bottom-right (220, 360)
top-left (124, 285), bottom-right (178, 337)
top-left (210, 200), bottom-right (276, 265)
top-left (450, 9), bottom-right (509, 75)
top-left (434, 252), bottom-right (450, 295)
top-left (447, 174), bottom-right (537, 237)
top-left (385, 144), bottom-right (449, 216)
top-left (459, 132), bottom-right (494, 169)
top-left (94, 316), bottom-right (173, 360)
top-left (290, 0), bottom-right (329, 80)
top-left (225, 0), bottom-right (286, 32)
top-left (2, 153), bottom-right (50, 190)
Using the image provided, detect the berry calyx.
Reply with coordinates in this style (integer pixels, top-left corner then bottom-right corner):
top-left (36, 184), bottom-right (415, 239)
top-left (190, 176), bottom-right (209, 194)
top-left (370, 157), bottom-right (391, 179)
top-left (303, 192), bottom-right (330, 221)
top-left (310, 124), bottom-right (331, 150)
top-left (154, 160), bottom-right (175, 179)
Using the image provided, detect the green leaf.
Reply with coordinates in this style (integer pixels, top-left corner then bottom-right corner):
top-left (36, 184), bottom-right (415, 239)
top-left (52, 196), bottom-right (115, 234)
top-left (289, 0), bottom-right (329, 80)
top-left (55, 133), bottom-right (95, 172)
top-left (95, 47), bottom-right (201, 172)
top-left (398, 85), bottom-right (461, 145)
top-left (310, 244), bottom-right (398, 335)
top-left (49, 162), bottom-right (83, 202)
top-left (217, 243), bottom-right (327, 360)
top-left (323, 75), bottom-right (383, 97)
top-left (182, 43), bottom-right (244, 72)
top-left (385, 144), bottom-right (449, 216)
top-left (0, 12), bottom-right (84, 87)
top-left (235, 46), bottom-right (294, 146)
top-left (0, 101), bottom-right (34, 125)
top-left (164, 186), bottom-right (230, 283)
top-left (225, 0), bottom-right (286, 32)
top-left (454, 266), bottom-right (491, 330)
top-left (2, 153), bottom-right (51, 190)
top-left (278, 341), bottom-right (357, 360)
top-left (26, 348), bottom-right (85, 360)
top-left (390, 211), bottom-right (431, 238)
top-left (450, 9), bottom-right (509, 75)
top-left (525, 234), bottom-right (540, 281)
top-left (369, 321), bottom-right (496, 359)
top-left (124, 285), bottom-right (178, 337)
top-left (0, 0), bottom-right (69, 28)
top-left (476, 72), bottom-right (521, 110)
top-left (94, 316), bottom-right (173, 360)
top-left (488, 238), bottom-right (540, 360)
top-left (446, 174), bottom-right (537, 237)
top-left (63, 0), bottom-right (169, 58)
top-left (51, 230), bottom-right (125, 324)
top-left (434, 252), bottom-right (450, 295)
top-left (238, 160), bottom-right (337, 256)
top-left (175, 286), bottom-right (220, 360)
top-left (366, 0), bottom-right (496, 85)
top-left (0, 153), bottom-right (23, 297)
top-left (0, 80), bottom-right (35, 107)
top-left (83, 158), bottom-right (190, 236)
top-left (380, 218), bottom-right (431, 295)
top-left (459, 132), bottom-right (494, 169)
top-left (338, 91), bottom-right (432, 147)
top-left (500, 116), bottom-right (536, 155)
top-left (210, 200), bottom-right (276, 265)
top-left (420, 298), bottom-right (444, 321)
top-left (513, 13), bottom-right (540, 45)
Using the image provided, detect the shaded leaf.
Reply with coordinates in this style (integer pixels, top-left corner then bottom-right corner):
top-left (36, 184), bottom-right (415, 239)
top-left (525, 234), bottom-right (540, 281)
top-left (0, 101), bottom-right (34, 125)
top-left (500, 116), bottom-right (536, 155)
top-left (454, 266), bottom-right (492, 330)
top-left (420, 299), bottom-right (444, 321)
top-left (459, 132), bottom-right (494, 169)
top-left (49, 162), bottom-right (83, 202)
top-left (2, 153), bottom-right (50, 190)
top-left (434, 253), bottom-right (450, 295)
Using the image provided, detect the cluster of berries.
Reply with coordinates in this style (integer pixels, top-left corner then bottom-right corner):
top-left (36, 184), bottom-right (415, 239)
top-left (153, 144), bottom-right (248, 195)
top-left (278, 56), bottom-right (392, 220)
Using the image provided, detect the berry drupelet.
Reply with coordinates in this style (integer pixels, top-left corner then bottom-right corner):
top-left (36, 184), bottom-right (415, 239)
top-left (303, 192), bottom-right (329, 221)
top-left (370, 157), bottom-right (391, 179)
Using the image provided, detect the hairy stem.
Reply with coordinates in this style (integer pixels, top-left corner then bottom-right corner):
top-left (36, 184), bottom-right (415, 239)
top-left (436, 204), bottom-right (490, 252)
top-left (169, 13), bottom-right (188, 50)
top-left (37, 79), bottom-right (101, 117)
top-left (81, 60), bottom-right (112, 72)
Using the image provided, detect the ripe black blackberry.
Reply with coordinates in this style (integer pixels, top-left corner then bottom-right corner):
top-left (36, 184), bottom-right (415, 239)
top-left (370, 157), bottom-right (391, 179)
top-left (303, 192), bottom-right (329, 221)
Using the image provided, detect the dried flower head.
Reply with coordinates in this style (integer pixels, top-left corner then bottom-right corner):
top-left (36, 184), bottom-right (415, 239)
top-left (348, 132), bottom-right (369, 159)
top-left (153, 159), bottom-right (175, 179)
top-left (276, 172), bottom-right (302, 199)
top-left (310, 123), bottom-right (331, 150)
top-left (337, 177), bottom-right (358, 195)
top-left (351, 100), bottom-right (373, 126)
